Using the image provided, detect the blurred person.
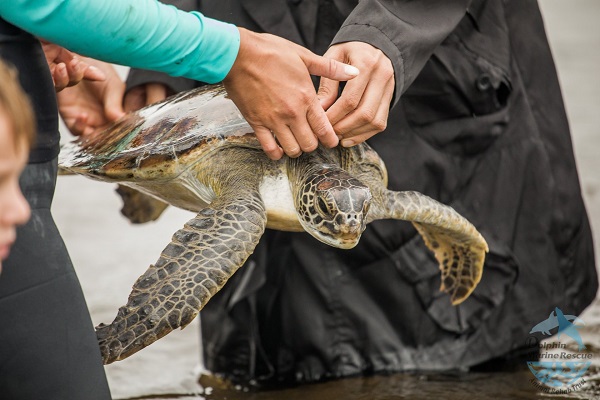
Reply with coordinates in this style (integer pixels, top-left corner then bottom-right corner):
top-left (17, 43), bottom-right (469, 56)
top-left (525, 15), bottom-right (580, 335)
top-left (0, 61), bottom-right (34, 275)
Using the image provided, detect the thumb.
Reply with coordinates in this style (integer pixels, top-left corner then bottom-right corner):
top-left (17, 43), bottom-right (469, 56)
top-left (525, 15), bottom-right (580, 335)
top-left (302, 52), bottom-right (359, 81)
top-left (82, 65), bottom-right (107, 82)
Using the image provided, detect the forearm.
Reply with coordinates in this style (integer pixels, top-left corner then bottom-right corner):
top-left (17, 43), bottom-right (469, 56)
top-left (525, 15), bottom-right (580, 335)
top-left (332, 0), bottom-right (471, 105)
top-left (1, 0), bottom-right (239, 83)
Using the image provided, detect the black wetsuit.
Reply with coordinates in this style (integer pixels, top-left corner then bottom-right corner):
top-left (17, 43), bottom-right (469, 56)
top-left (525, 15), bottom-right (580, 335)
top-left (0, 18), bottom-right (111, 399)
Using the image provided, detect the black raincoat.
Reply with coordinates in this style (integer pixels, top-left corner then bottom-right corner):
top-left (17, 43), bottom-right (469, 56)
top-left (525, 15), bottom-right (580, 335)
top-left (127, 0), bottom-right (598, 385)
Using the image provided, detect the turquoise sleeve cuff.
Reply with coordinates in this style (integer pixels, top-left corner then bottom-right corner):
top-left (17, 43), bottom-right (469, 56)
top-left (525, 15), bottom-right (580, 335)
top-left (187, 12), bottom-right (240, 83)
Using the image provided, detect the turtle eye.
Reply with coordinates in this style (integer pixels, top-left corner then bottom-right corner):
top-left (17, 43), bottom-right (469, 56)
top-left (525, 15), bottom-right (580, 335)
top-left (316, 196), bottom-right (330, 216)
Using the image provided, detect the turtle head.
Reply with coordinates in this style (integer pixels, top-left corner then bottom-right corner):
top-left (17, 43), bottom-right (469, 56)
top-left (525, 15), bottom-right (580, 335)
top-left (294, 168), bottom-right (372, 249)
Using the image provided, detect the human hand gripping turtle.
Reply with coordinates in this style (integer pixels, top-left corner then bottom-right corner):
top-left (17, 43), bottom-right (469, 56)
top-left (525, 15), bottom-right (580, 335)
top-left (222, 28), bottom-right (359, 160)
top-left (318, 41), bottom-right (396, 146)
top-left (60, 77), bottom-right (488, 363)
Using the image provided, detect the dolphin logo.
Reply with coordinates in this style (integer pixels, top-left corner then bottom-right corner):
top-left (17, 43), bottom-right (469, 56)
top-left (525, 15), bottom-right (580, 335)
top-left (529, 310), bottom-right (584, 335)
top-left (555, 307), bottom-right (586, 351)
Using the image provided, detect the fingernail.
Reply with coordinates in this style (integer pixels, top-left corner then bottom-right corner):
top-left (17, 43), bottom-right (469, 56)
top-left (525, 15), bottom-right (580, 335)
top-left (341, 139), bottom-right (354, 147)
top-left (344, 65), bottom-right (359, 76)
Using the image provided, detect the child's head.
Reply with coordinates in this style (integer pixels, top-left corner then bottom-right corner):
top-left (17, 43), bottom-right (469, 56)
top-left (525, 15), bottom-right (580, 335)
top-left (0, 60), bottom-right (35, 273)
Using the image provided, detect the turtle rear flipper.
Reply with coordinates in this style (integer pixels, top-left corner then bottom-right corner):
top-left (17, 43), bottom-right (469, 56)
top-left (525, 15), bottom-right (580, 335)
top-left (116, 184), bottom-right (169, 224)
top-left (373, 190), bottom-right (488, 305)
top-left (412, 221), bottom-right (486, 305)
top-left (96, 191), bottom-right (267, 364)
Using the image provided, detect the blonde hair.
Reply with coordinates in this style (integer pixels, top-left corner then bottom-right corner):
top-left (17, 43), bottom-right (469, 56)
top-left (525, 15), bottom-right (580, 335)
top-left (0, 59), bottom-right (36, 149)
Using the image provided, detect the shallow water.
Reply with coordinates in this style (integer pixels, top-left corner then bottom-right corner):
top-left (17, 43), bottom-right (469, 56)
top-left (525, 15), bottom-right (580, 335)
top-left (51, 1), bottom-right (600, 399)
top-left (128, 367), bottom-right (600, 400)
top-left (124, 319), bottom-right (600, 400)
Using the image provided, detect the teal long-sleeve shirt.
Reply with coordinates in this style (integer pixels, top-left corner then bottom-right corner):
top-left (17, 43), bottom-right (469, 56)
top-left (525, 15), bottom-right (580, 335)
top-left (1, 0), bottom-right (240, 83)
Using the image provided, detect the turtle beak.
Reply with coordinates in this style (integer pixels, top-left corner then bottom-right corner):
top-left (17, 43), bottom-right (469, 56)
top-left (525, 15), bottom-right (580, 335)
top-left (309, 225), bottom-right (363, 249)
top-left (335, 212), bottom-right (366, 235)
top-left (330, 218), bottom-right (364, 249)
top-left (338, 223), bottom-right (364, 248)
top-left (336, 234), bottom-right (362, 249)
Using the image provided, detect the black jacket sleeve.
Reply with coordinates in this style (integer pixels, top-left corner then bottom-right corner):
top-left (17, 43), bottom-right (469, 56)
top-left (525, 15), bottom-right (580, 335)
top-left (332, 0), bottom-right (471, 106)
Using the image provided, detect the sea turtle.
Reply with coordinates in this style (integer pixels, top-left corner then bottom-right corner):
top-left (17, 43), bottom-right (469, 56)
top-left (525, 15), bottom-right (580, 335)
top-left (59, 84), bottom-right (488, 365)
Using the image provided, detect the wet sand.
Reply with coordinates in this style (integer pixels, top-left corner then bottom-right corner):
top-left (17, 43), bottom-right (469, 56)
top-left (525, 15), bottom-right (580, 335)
top-left (52, 1), bottom-right (600, 399)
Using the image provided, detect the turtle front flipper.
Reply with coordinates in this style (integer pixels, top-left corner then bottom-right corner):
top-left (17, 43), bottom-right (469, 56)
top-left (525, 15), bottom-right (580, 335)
top-left (370, 190), bottom-right (489, 305)
top-left (96, 192), bottom-right (267, 364)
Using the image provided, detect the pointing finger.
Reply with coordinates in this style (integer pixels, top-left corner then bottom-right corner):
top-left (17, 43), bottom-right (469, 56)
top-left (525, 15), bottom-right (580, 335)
top-left (302, 51), bottom-right (359, 81)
